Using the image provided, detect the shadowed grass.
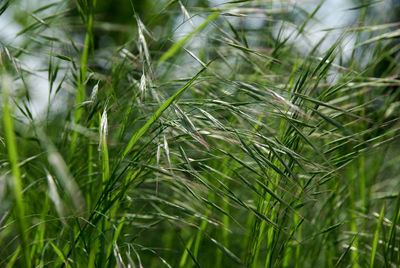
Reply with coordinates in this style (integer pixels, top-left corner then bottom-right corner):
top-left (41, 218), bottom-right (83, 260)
top-left (0, 0), bottom-right (399, 267)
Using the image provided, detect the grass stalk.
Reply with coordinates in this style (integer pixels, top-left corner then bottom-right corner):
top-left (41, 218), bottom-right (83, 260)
top-left (1, 73), bottom-right (30, 267)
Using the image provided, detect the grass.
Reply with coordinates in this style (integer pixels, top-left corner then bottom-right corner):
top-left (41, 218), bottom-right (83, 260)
top-left (0, 0), bottom-right (400, 267)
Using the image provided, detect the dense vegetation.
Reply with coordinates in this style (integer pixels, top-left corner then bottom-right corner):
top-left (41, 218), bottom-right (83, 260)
top-left (0, 0), bottom-right (399, 267)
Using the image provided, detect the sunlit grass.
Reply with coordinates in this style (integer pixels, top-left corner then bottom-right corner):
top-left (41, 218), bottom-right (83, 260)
top-left (0, 0), bottom-right (399, 267)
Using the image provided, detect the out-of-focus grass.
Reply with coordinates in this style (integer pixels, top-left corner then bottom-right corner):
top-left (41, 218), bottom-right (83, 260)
top-left (0, 0), bottom-right (399, 267)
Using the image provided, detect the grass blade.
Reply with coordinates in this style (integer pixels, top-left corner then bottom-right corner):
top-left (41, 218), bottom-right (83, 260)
top-left (157, 13), bottom-right (219, 64)
top-left (1, 72), bottom-right (30, 267)
top-left (122, 66), bottom-right (208, 159)
top-left (370, 203), bottom-right (385, 267)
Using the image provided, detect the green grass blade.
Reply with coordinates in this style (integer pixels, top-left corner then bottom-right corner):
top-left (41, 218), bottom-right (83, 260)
top-left (50, 241), bottom-right (70, 267)
top-left (210, 237), bottom-right (244, 266)
top-left (122, 66), bottom-right (208, 159)
top-left (1, 73), bottom-right (30, 267)
top-left (157, 13), bottom-right (219, 64)
top-left (370, 203), bottom-right (385, 267)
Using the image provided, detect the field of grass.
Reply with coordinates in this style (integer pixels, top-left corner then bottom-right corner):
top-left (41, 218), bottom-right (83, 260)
top-left (0, 0), bottom-right (400, 267)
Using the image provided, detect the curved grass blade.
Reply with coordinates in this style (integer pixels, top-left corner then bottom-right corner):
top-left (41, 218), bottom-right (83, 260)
top-left (157, 13), bottom-right (219, 65)
top-left (122, 65), bottom-right (208, 159)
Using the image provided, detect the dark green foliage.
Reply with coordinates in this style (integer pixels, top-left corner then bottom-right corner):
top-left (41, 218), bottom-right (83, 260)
top-left (0, 0), bottom-right (399, 267)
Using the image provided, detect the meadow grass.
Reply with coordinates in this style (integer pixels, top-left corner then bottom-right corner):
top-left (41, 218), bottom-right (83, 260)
top-left (0, 0), bottom-right (400, 267)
